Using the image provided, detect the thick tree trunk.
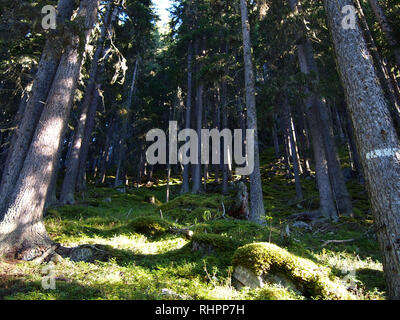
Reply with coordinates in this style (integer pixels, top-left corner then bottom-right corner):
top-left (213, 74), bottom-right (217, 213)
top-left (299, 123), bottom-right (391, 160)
top-left (0, 0), bottom-right (75, 208)
top-left (0, 0), bottom-right (99, 260)
top-left (240, 0), bottom-right (265, 224)
top-left (324, 0), bottom-right (400, 299)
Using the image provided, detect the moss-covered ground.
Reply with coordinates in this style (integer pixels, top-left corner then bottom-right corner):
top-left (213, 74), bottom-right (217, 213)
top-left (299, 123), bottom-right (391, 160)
top-left (0, 148), bottom-right (385, 300)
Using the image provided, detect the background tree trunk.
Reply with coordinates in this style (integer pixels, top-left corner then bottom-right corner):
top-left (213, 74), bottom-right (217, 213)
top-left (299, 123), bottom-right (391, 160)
top-left (240, 0), bottom-right (265, 224)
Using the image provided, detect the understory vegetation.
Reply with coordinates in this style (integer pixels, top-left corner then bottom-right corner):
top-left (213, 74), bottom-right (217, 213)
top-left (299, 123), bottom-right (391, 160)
top-left (0, 149), bottom-right (385, 300)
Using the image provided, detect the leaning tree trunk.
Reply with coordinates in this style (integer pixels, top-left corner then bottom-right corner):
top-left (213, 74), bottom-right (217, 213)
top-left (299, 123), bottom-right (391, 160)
top-left (0, 0), bottom-right (75, 209)
top-left (0, 0), bottom-right (99, 260)
top-left (240, 0), bottom-right (265, 224)
top-left (60, 3), bottom-right (114, 204)
top-left (324, 0), bottom-right (400, 300)
top-left (114, 57), bottom-right (140, 187)
top-left (76, 5), bottom-right (120, 192)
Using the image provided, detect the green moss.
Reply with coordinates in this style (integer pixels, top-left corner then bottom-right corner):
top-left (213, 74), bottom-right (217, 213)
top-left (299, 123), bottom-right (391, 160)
top-left (192, 233), bottom-right (240, 252)
top-left (232, 243), bottom-right (354, 300)
top-left (129, 216), bottom-right (173, 236)
top-left (160, 194), bottom-right (223, 224)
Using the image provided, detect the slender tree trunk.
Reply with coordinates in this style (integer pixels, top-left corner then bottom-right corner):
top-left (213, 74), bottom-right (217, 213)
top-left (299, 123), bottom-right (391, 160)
top-left (192, 38), bottom-right (204, 194)
top-left (60, 4), bottom-right (113, 203)
top-left (114, 57), bottom-right (140, 187)
top-left (283, 96), bottom-right (303, 200)
top-left (0, 0), bottom-right (75, 208)
top-left (77, 6), bottom-right (120, 192)
top-left (181, 5), bottom-right (193, 194)
top-left (221, 80), bottom-right (229, 194)
top-left (240, 0), bottom-right (265, 224)
top-left (324, 0), bottom-right (400, 299)
top-left (272, 113), bottom-right (280, 159)
top-left (0, 0), bottom-right (99, 260)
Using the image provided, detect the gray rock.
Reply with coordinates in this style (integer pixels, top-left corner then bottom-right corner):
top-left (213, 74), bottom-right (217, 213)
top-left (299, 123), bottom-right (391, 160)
top-left (232, 266), bottom-right (264, 289)
top-left (233, 265), bottom-right (300, 293)
top-left (104, 197), bottom-right (112, 203)
top-left (292, 221), bottom-right (312, 231)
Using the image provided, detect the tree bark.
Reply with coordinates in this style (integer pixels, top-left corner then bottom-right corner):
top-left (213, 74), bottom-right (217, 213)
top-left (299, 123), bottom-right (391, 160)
top-left (324, 0), bottom-right (400, 299)
top-left (0, 0), bottom-right (99, 260)
top-left (0, 0), bottom-right (75, 208)
top-left (240, 0), bottom-right (265, 224)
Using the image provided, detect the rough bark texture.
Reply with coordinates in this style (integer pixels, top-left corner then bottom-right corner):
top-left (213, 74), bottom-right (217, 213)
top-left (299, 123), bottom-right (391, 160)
top-left (0, 0), bottom-right (99, 260)
top-left (324, 0), bottom-right (400, 299)
top-left (240, 0), bottom-right (265, 224)
top-left (0, 0), bottom-right (75, 208)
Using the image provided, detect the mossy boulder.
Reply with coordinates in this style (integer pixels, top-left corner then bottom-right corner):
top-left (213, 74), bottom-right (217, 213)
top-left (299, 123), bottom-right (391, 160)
top-left (232, 243), bottom-right (354, 300)
top-left (129, 216), bottom-right (173, 236)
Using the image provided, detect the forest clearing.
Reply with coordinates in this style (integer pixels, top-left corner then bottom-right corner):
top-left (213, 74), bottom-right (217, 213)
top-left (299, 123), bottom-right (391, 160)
top-left (0, 0), bottom-right (399, 302)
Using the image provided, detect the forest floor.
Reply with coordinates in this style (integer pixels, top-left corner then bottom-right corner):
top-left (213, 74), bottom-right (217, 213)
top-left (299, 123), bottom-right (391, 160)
top-left (0, 148), bottom-right (386, 300)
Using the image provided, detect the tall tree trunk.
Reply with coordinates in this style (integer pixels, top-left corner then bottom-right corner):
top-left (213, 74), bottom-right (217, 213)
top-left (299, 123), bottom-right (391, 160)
top-left (76, 5), bottom-right (120, 192)
top-left (192, 38), bottom-right (204, 194)
top-left (240, 0), bottom-right (265, 224)
top-left (221, 80), bottom-right (229, 194)
top-left (181, 3), bottom-right (193, 194)
top-left (0, 0), bottom-right (99, 260)
top-left (283, 96), bottom-right (303, 200)
top-left (114, 57), bottom-right (140, 187)
top-left (60, 3), bottom-right (114, 204)
top-left (324, 0), bottom-right (400, 299)
top-left (289, 0), bottom-right (346, 220)
top-left (0, 0), bottom-right (75, 208)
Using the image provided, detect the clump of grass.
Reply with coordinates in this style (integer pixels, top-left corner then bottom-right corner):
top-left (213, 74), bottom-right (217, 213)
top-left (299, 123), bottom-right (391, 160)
top-left (160, 193), bottom-right (223, 224)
